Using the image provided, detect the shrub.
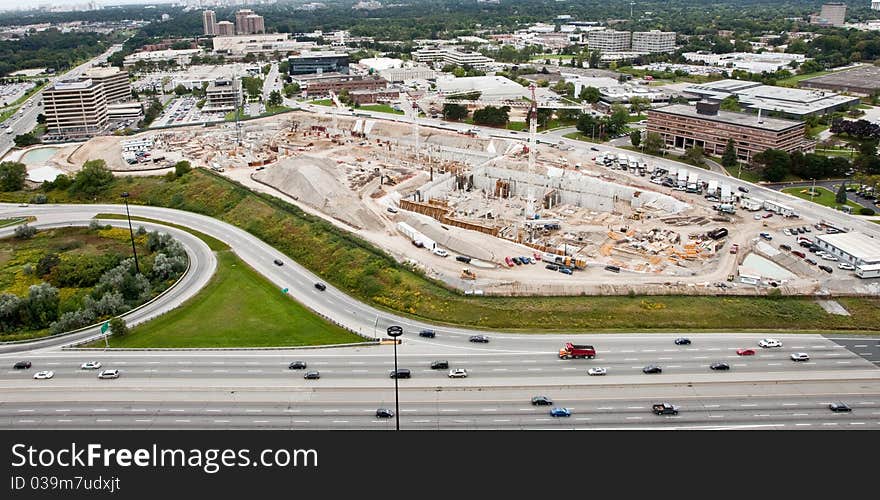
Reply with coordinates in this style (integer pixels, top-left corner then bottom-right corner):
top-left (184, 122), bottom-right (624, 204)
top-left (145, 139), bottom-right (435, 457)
top-left (109, 317), bottom-right (129, 337)
top-left (859, 207), bottom-right (875, 216)
top-left (13, 224), bottom-right (36, 239)
top-left (29, 193), bottom-right (47, 204)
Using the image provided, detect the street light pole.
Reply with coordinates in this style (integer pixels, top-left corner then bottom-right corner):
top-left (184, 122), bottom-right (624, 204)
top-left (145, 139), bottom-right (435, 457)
top-left (811, 178), bottom-right (816, 202)
top-left (120, 192), bottom-right (140, 275)
top-left (386, 325), bottom-right (403, 431)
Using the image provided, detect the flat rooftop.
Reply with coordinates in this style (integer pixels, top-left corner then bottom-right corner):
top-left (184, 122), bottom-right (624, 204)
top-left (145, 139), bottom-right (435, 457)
top-left (683, 79), bottom-right (860, 116)
top-left (83, 67), bottom-right (124, 78)
top-left (800, 65), bottom-right (880, 92)
top-left (648, 104), bottom-right (802, 132)
top-left (816, 232), bottom-right (880, 263)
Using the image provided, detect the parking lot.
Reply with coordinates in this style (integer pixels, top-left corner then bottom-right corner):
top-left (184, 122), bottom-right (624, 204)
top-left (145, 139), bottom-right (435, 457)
top-left (151, 96), bottom-right (224, 127)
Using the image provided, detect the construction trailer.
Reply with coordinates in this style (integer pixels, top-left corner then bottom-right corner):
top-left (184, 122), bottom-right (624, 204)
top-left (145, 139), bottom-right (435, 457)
top-left (719, 184), bottom-right (733, 203)
top-left (706, 179), bottom-right (719, 197)
top-left (740, 197), bottom-right (764, 211)
top-left (396, 221), bottom-right (436, 250)
top-left (856, 263), bottom-right (880, 279)
top-left (686, 172), bottom-right (700, 193)
top-left (763, 200), bottom-right (796, 217)
top-left (677, 168), bottom-right (688, 188)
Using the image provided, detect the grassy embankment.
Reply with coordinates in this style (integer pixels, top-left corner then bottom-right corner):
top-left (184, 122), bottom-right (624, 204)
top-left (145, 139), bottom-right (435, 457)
top-left (90, 214), bottom-right (362, 348)
top-left (2, 171), bottom-right (879, 333)
top-left (781, 186), bottom-right (866, 212)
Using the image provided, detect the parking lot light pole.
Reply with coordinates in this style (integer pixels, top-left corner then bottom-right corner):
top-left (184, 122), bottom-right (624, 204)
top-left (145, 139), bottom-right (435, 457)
top-left (386, 325), bottom-right (403, 431)
top-left (120, 192), bottom-right (140, 275)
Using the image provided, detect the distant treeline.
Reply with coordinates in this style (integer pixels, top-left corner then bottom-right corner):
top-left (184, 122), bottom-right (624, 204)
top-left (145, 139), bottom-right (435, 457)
top-left (0, 29), bottom-right (115, 77)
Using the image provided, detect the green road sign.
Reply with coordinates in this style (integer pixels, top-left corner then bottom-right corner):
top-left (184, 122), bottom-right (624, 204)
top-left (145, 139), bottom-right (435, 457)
top-left (100, 321), bottom-right (109, 334)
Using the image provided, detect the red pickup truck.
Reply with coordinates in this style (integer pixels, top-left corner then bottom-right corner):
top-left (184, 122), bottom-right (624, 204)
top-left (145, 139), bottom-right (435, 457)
top-left (558, 342), bottom-right (596, 359)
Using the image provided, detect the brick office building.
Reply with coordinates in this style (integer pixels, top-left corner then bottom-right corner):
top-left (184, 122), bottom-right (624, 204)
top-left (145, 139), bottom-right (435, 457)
top-left (646, 102), bottom-right (808, 162)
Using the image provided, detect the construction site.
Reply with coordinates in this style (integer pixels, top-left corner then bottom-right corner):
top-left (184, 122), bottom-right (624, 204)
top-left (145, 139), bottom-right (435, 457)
top-left (52, 105), bottom-right (875, 296)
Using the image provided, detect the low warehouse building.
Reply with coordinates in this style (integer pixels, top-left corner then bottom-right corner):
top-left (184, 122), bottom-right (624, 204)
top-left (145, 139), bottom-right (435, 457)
top-left (815, 232), bottom-right (880, 267)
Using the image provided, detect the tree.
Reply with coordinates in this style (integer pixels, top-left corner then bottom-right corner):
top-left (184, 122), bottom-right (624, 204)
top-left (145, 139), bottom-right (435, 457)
top-left (109, 316), bottom-right (129, 337)
top-left (576, 112), bottom-right (599, 138)
top-left (174, 160), bottom-right (191, 178)
top-left (579, 86), bottom-right (600, 104)
top-left (36, 113), bottom-right (46, 124)
top-left (721, 139), bottom-right (738, 168)
top-left (719, 95), bottom-right (741, 112)
top-left (472, 106), bottom-right (510, 126)
top-left (630, 130), bottom-right (641, 147)
top-left (607, 104), bottom-right (629, 136)
top-left (588, 50), bottom-right (601, 69)
top-left (282, 82), bottom-right (300, 98)
top-left (753, 149), bottom-right (791, 182)
top-left (836, 182), bottom-right (848, 205)
top-left (0, 161), bottom-right (26, 191)
top-left (70, 159), bottom-right (113, 196)
top-left (13, 133), bottom-right (40, 148)
top-left (22, 282), bottom-right (59, 329)
top-left (173, 84), bottom-right (188, 96)
top-left (442, 103), bottom-right (468, 121)
top-left (628, 96), bottom-right (651, 115)
top-left (267, 90), bottom-right (282, 108)
top-left (643, 132), bottom-right (664, 155)
top-left (683, 146), bottom-right (705, 166)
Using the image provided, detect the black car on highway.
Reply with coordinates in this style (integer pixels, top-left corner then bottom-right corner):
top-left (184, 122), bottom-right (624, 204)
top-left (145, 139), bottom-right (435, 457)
top-left (13, 361), bottom-right (31, 369)
top-left (531, 396), bottom-right (553, 406)
top-left (303, 370), bottom-right (320, 379)
top-left (376, 408), bottom-right (394, 418)
top-left (288, 361), bottom-right (307, 370)
top-left (674, 337), bottom-right (691, 345)
top-left (829, 402), bottom-right (852, 413)
top-left (642, 365), bottom-right (662, 374)
top-left (314, 282), bottom-right (327, 291)
top-left (430, 360), bottom-right (449, 369)
top-left (710, 362), bottom-right (730, 370)
top-left (469, 335), bottom-right (490, 343)
top-left (419, 329), bottom-right (436, 338)
top-left (273, 259), bottom-right (283, 266)
top-left (389, 368), bottom-right (411, 379)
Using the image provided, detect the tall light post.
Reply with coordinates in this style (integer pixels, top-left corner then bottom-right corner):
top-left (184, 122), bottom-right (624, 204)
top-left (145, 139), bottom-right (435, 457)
top-left (386, 325), bottom-right (403, 431)
top-left (811, 178), bottom-right (816, 202)
top-left (120, 192), bottom-right (140, 275)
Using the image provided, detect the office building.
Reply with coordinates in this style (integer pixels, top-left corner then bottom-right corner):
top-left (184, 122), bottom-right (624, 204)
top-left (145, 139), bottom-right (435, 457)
top-left (682, 51), bottom-right (806, 73)
top-left (799, 65), bottom-right (880, 96)
top-left (216, 21), bottom-right (235, 37)
top-left (43, 79), bottom-right (108, 138)
top-left (646, 102), bottom-right (807, 162)
top-left (202, 10), bottom-right (216, 36)
top-left (632, 30), bottom-right (676, 54)
top-left (288, 52), bottom-right (350, 75)
top-left (412, 47), bottom-right (495, 70)
top-left (299, 75), bottom-right (388, 96)
top-left (682, 79), bottom-right (861, 119)
top-left (815, 232), bottom-right (880, 267)
top-left (211, 34), bottom-right (313, 56)
top-left (82, 67), bottom-right (131, 104)
top-left (203, 79), bottom-right (241, 113)
top-left (234, 9), bottom-right (264, 35)
top-left (587, 30), bottom-right (632, 53)
top-left (873, 0), bottom-right (880, 11)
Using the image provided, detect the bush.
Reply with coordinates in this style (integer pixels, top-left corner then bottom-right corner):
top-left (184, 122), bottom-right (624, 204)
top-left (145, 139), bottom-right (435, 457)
top-left (0, 161), bottom-right (27, 191)
top-left (69, 159), bottom-right (113, 196)
top-left (109, 317), bottom-right (129, 337)
top-left (13, 224), bottom-right (36, 239)
top-left (174, 161), bottom-right (192, 178)
top-left (29, 193), bottom-right (47, 204)
top-left (859, 207), bottom-right (876, 216)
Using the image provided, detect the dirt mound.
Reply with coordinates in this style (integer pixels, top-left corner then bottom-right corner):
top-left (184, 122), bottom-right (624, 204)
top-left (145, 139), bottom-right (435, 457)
top-left (253, 155), bottom-right (382, 231)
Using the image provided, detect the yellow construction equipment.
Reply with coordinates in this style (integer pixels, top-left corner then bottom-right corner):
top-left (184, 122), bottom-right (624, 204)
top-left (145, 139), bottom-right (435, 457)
top-left (461, 268), bottom-right (476, 280)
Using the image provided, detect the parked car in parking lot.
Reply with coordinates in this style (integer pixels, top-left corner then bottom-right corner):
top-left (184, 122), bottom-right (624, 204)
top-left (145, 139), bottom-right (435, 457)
top-left (838, 262), bottom-right (855, 270)
top-left (779, 244), bottom-right (791, 251)
top-left (818, 265), bottom-right (833, 273)
top-left (805, 258), bottom-right (817, 265)
top-left (759, 232), bottom-right (772, 241)
top-left (558, 267), bottom-right (573, 275)
top-left (545, 263), bottom-right (559, 271)
top-left (792, 250), bottom-right (806, 258)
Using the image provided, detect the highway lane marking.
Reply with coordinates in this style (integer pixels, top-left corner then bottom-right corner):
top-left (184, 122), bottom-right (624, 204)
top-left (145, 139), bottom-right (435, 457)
top-left (212, 370), bottom-right (228, 373)
top-left (246, 370), bottom-right (262, 373)
top-left (131, 409), bottom-right (147, 412)
top-left (526, 368), bottom-right (542, 371)
top-left (213, 420), bottom-right (229, 423)
top-left (753, 414), bottom-right (771, 417)
top-left (624, 358), bottom-right (638, 361)
top-left (283, 409), bottom-right (300, 413)
top-left (17, 420), bottom-right (35, 423)
top-left (481, 409), bottom-right (496, 412)
top-left (96, 419), bottom-right (112, 422)
top-left (453, 420), bottom-right (470, 423)
top-left (348, 362), bottom-right (365, 365)
top-left (793, 413), bottom-right (809, 416)
top-left (575, 417), bottom-right (590, 421)
top-left (57, 419), bottom-right (72, 423)
top-left (175, 420), bottom-right (191, 423)
top-left (254, 420), bottom-right (270, 423)
top-left (352, 370), bottom-right (368, 373)
top-left (667, 365), bottom-right (681, 368)
top-left (854, 345), bottom-right (867, 348)
top-left (205, 410), bottom-right (222, 413)
top-left (822, 423), bottom-right (838, 426)
top-left (704, 405), bottom-right (720, 408)
top-left (440, 409), bottom-right (458, 412)
top-left (135, 419), bottom-right (152, 423)
top-left (413, 420), bottom-right (430, 423)
top-left (858, 402), bottom-right (876, 405)
top-left (331, 420), bottom-right (348, 424)
top-left (627, 406), bottom-right (645, 409)
top-left (782, 403), bottom-right (799, 406)
top-left (93, 409), bottom-right (108, 412)
top-left (245, 409), bottom-right (262, 413)
top-left (493, 419), bottom-right (510, 423)
top-left (168, 409), bottom-right (185, 413)
top-left (795, 423), bottom-right (812, 427)
top-left (54, 409), bottom-right (70, 412)
top-left (859, 353), bottom-right (872, 356)
top-left (491, 368), bottom-right (508, 372)
top-left (850, 422), bottom-right (866, 425)
top-left (708, 415), bottom-right (723, 418)
top-left (767, 363), bottom-right (781, 366)
top-left (597, 407), bottom-right (613, 410)
top-left (562, 367), bottom-right (577, 371)
top-left (16, 409), bottom-right (34, 412)
top-left (836, 361), bottom-right (851, 364)
top-left (293, 420), bottom-right (310, 423)
top-left (322, 409), bottom-right (339, 413)
top-left (740, 404), bottom-right (757, 407)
